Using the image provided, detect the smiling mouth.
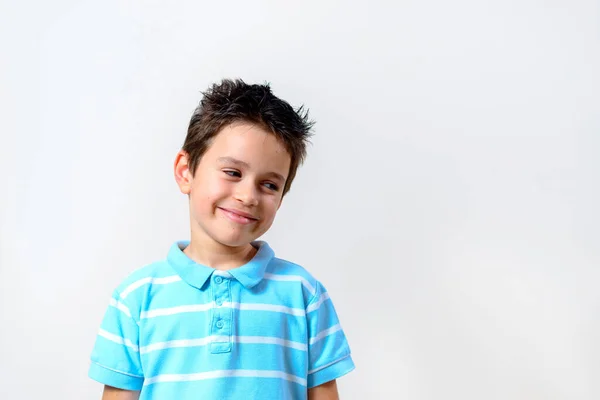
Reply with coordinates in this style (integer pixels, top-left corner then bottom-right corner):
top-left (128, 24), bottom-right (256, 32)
top-left (218, 207), bottom-right (258, 224)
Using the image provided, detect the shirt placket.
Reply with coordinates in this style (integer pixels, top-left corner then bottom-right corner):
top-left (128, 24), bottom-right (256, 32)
top-left (210, 271), bottom-right (233, 353)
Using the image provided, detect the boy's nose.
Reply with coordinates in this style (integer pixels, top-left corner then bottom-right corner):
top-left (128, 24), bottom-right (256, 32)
top-left (234, 183), bottom-right (259, 207)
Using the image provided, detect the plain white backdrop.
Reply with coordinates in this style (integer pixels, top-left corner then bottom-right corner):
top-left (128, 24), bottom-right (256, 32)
top-left (1, 1), bottom-right (599, 399)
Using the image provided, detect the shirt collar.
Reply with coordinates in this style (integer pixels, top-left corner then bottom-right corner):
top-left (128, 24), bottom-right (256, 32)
top-left (167, 240), bottom-right (274, 290)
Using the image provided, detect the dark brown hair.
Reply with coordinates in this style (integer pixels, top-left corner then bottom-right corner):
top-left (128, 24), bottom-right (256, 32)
top-left (182, 79), bottom-right (314, 196)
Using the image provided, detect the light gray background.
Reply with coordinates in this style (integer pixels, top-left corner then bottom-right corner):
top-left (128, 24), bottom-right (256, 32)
top-left (1, 1), bottom-right (599, 399)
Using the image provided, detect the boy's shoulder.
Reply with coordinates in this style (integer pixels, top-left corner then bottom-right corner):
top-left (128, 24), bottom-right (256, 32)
top-left (268, 255), bottom-right (315, 279)
top-left (112, 257), bottom-right (175, 298)
top-left (266, 255), bottom-right (325, 302)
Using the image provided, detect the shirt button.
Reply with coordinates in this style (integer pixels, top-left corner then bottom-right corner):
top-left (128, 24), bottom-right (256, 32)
top-left (216, 320), bottom-right (224, 329)
top-left (215, 299), bottom-right (223, 306)
top-left (215, 276), bottom-right (223, 284)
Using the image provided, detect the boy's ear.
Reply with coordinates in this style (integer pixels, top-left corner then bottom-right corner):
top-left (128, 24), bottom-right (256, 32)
top-left (174, 150), bottom-right (192, 194)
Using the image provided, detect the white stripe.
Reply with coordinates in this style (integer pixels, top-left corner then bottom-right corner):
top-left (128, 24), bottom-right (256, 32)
top-left (140, 336), bottom-right (217, 354)
top-left (263, 273), bottom-right (316, 295)
top-left (98, 329), bottom-right (139, 352)
top-left (306, 292), bottom-right (330, 313)
top-left (109, 298), bottom-right (132, 318)
top-left (226, 301), bottom-right (305, 317)
top-left (140, 335), bottom-right (307, 354)
top-left (309, 323), bottom-right (342, 345)
top-left (308, 354), bottom-right (351, 375)
top-left (120, 276), bottom-right (181, 299)
top-left (141, 301), bottom-right (305, 319)
top-left (141, 303), bottom-right (214, 319)
top-left (144, 369), bottom-right (307, 386)
top-left (234, 336), bottom-right (307, 351)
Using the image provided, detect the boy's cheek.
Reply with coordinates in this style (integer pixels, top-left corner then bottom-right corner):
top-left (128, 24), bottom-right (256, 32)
top-left (262, 204), bottom-right (280, 225)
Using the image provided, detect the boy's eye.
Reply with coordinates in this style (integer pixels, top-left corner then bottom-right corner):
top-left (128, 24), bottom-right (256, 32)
top-left (263, 182), bottom-right (279, 191)
top-left (224, 170), bottom-right (241, 178)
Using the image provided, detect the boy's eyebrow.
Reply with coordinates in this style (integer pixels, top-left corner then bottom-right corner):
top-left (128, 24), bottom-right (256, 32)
top-left (217, 156), bottom-right (286, 182)
top-left (217, 156), bottom-right (249, 168)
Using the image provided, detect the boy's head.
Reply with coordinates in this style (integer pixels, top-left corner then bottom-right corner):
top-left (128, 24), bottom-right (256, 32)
top-left (174, 79), bottom-right (314, 248)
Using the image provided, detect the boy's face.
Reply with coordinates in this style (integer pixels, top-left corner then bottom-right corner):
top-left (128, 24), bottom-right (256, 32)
top-left (175, 122), bottom-right (291, 249)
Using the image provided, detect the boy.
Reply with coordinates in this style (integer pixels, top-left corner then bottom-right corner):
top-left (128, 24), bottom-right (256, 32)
top-left (89, 79), bottom-right (354, 399)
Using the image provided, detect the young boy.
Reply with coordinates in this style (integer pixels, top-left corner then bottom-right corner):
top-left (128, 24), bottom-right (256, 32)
top-left (88, 79), bottom-right (354, 399)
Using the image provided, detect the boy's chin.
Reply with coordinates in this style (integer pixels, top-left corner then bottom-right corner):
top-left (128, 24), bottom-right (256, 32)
top-left (212, 233), bottom-right (257, 248)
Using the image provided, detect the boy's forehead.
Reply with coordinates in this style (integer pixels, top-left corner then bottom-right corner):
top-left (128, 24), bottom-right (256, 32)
top-left (206, 122), bottom-right (291, 173)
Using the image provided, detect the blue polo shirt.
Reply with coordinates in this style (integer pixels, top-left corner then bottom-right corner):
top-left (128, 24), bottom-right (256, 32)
top-left (89, 241), bottom-right (354, 399)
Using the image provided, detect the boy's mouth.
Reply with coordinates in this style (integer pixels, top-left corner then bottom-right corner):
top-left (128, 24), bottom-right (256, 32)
top-left (218, 207), bottom-right (258, 224)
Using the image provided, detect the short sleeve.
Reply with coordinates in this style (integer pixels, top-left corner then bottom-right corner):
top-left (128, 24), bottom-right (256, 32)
top-left (88, 290), bottom-right (144, 390)
top-left (306, 281), bottom-right (355, 388)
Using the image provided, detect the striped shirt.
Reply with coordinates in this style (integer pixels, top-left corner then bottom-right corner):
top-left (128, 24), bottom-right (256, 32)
top-left (88, 241), bottom-right (354, 399)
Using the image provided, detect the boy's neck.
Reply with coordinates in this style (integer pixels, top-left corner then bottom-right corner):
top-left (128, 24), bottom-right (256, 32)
top-left (183, 235), bottom-right (257, 271)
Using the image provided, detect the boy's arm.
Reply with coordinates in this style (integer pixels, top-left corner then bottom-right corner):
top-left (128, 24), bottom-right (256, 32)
top-left (101, 385), bottom-right (140, 400)
top-left (308, 379), bottom-right (339, 400)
